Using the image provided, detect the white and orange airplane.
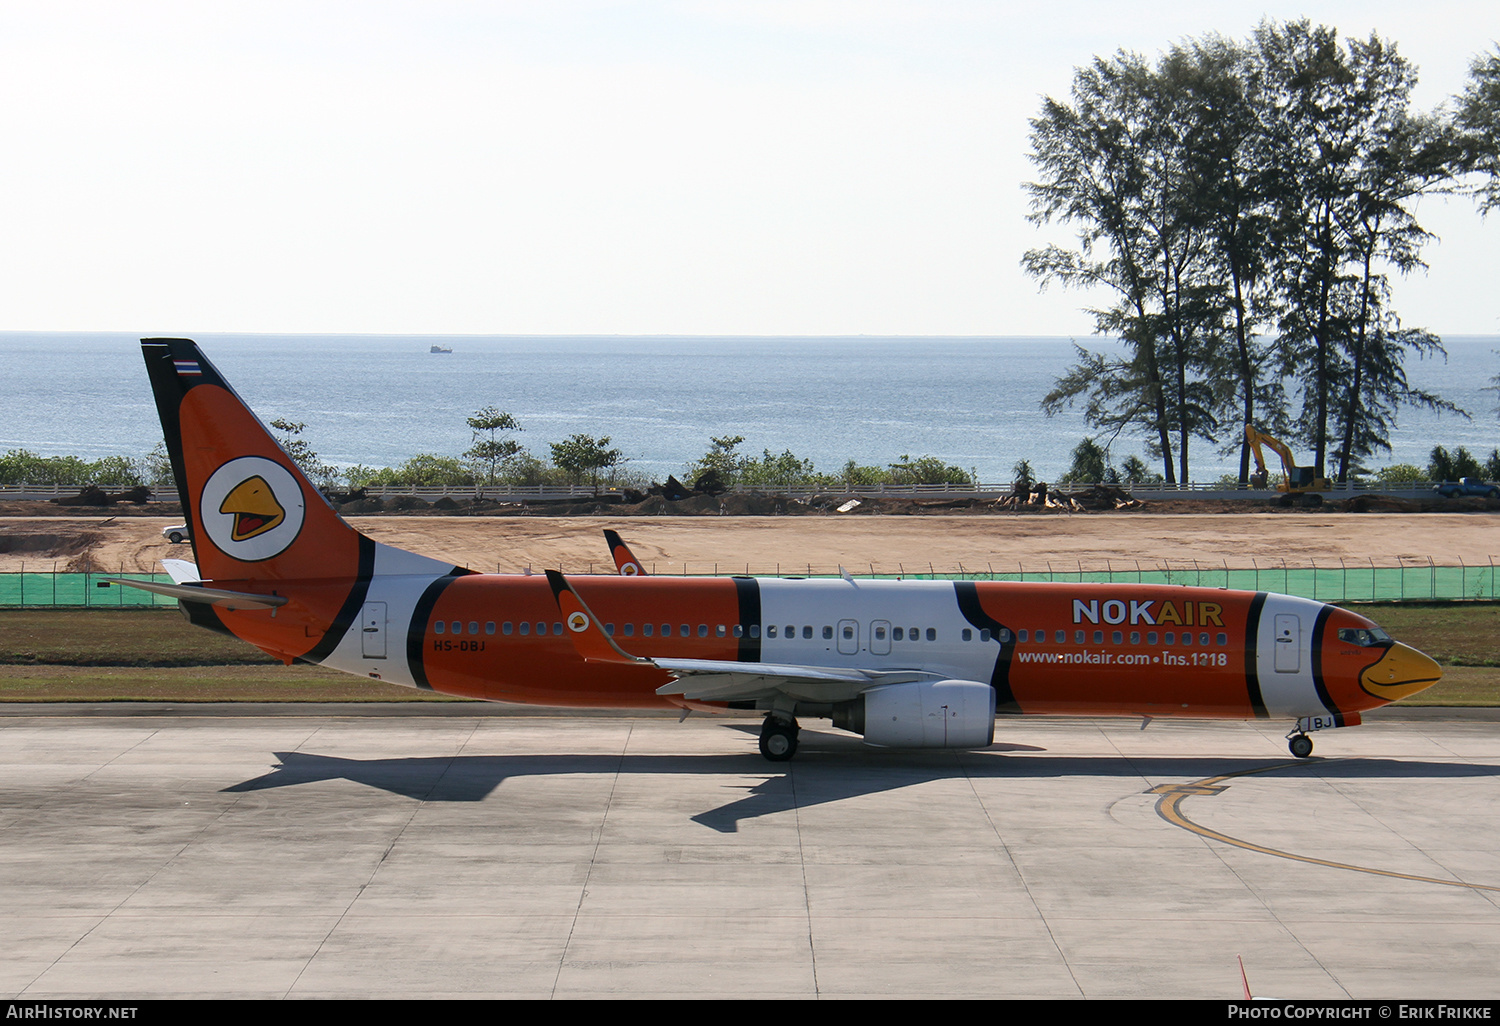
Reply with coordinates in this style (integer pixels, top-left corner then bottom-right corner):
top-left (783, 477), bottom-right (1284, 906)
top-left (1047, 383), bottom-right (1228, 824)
top-left (112, 338), bottom-right (1442, 762)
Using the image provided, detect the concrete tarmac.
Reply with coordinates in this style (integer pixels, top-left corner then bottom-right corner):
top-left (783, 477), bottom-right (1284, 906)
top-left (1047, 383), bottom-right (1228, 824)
top-left (2, 708), bottom-right (1498, 999)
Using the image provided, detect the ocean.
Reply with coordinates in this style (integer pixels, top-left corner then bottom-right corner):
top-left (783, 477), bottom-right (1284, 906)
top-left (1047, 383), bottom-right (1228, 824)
top-left (1, 332), bottom-right (1496, 484)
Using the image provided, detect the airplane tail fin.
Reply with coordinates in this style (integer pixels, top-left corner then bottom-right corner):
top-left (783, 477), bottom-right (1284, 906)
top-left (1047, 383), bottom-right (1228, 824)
top-left (142, 338), bottom-right (370, 584)
top-left (604, 529), bottom-right (646, 576)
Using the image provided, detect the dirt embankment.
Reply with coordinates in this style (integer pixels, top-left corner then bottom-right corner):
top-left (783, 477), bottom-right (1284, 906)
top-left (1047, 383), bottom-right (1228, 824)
top-left (2, 502), bottom-right (1497, 575)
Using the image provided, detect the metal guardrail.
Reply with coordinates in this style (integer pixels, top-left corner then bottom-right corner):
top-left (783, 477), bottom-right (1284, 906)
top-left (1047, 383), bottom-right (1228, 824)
top-left (5, 557), bottom-right (1499, 607)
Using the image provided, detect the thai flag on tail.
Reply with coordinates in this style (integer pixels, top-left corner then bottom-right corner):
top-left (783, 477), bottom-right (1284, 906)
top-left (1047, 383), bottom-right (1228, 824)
top-left (173, 358), bottom-right (202, 377)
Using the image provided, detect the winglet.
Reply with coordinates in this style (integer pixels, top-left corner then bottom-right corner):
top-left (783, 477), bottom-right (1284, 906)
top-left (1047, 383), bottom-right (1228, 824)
top-left (604, 529), bottom-right (646, 576)
top-left (544, 570), bottom-right (652, 666)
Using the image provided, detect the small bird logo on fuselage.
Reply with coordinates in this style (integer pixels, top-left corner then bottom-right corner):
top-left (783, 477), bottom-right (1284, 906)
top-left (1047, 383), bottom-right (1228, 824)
top-left (219, 476), bottom-right (286, 541)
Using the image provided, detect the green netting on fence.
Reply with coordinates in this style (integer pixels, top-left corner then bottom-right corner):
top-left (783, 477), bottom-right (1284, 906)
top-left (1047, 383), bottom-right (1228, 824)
top-left (0, 573), bottom-right (178, 607)
top-left (3, 563), bottom-right (1496, 607)
top-left (854, 563), bottom-right (1500, 602)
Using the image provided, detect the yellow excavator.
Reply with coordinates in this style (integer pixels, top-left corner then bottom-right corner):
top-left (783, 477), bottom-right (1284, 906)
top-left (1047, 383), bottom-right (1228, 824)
top-left (1245, 424), bottom-right (1332, 495)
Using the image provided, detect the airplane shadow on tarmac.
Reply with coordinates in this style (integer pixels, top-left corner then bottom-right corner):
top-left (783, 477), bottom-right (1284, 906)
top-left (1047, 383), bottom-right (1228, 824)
top-left (221, 723), bottom-right (1500, 834)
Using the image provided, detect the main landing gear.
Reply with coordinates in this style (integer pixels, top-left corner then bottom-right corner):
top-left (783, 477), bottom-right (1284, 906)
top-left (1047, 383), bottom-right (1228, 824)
top-left (759, 716), bottom-right (800, 762)
top-left (1287, 732), bottom-right (1314, 759)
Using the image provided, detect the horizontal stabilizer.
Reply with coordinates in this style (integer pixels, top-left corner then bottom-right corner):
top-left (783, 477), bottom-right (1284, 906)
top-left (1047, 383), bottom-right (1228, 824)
top-left (161, 558), bottom-right (200, 584)
top-left (100, 577), bottom-right (288, 611)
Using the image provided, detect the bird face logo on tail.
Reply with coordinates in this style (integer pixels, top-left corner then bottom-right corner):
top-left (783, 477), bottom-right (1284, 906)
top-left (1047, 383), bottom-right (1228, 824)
top-left (200, 457), bottom-right (305, 561)
top-left (223, 478), bottom-right (283, 540)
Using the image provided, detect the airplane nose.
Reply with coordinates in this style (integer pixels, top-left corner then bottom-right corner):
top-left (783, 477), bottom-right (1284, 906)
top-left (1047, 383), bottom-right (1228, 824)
top-left (1359, 642), bottom-right (1442, 702)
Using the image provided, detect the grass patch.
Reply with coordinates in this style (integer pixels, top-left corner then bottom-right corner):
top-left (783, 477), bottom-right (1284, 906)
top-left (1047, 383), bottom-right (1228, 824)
top-left (0, 664), bottom-right (459, 702)
top-left (0, 608), bottom-right (276, 666)
top-left (1408, 666), bottom-right (1500, 707)
top-left (0, 609), bottom-right (457, 702)
top-left (1354, 603), bottom-right (1500, 668)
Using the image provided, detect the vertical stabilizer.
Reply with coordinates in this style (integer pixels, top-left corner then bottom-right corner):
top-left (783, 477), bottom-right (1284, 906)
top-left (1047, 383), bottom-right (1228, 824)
top-left (142, 338), bottom-right (363, 585)
top-left (141, 338), bottom-right (460, 666)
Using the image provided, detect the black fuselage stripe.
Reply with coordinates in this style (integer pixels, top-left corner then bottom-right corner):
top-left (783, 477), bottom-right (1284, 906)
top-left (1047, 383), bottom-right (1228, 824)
top-left (1244, 592), bottom-right (1268, 718)
top-left (734, 577), bottom-right (761, 662)
top-left (954, 582), bottom-right (1018, 713)
top-left (1310, 604), bottom-right (1340, 719)
top-left (299, 533), bottom-right (377, 665)
top-left (407, 572), bottom-right (464, 690)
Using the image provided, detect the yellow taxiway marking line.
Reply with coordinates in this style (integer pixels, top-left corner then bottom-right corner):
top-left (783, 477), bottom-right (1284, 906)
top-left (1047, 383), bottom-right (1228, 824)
top-left (1150, 761), bottom-right (1500, 893)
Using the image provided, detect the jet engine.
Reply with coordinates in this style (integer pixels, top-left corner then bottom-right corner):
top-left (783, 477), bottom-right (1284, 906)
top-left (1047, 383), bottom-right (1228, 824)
top-left (832, 680), bottom-right (996, 749)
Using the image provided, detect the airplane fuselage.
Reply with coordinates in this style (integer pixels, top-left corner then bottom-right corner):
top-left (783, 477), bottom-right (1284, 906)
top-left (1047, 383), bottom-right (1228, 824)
top-left (200, 568), bottom-right (1430, 725)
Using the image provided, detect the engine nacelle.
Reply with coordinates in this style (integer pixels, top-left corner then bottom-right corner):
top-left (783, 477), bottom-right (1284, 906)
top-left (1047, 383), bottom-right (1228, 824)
top-left (835, 680), bottom-right (996, 749)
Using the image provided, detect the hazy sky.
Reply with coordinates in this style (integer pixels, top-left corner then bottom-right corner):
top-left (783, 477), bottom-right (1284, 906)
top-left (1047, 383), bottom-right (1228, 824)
top-left (0, 1), bottom-right (1495, 336)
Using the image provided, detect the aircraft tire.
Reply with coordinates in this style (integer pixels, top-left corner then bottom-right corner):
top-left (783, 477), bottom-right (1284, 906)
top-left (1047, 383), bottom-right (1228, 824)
top-left (1288, 734), bottom-right (1314, 759)
top-left (759, 721), bottom-right (798, 762)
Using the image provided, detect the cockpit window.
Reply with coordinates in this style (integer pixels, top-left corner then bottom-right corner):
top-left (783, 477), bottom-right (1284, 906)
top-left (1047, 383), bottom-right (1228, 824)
top-left (1338, 627), bottom-right (1394, 647)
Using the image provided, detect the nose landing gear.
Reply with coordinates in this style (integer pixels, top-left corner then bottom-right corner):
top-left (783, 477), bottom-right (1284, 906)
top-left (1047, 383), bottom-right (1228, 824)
top-left (1287, 732), bottom-right (1314, 759)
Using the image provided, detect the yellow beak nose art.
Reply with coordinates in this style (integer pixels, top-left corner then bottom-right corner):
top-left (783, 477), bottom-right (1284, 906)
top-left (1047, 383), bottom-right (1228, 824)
top-left (219, 476), bottom-right (286, 541)
top-left (1359, 642), bottom-right (1443, 702)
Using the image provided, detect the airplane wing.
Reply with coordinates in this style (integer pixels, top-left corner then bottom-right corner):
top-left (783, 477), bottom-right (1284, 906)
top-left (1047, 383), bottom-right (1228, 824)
top-left (543, 570), bottom-right (936, 705)
top-left (651, 657), bottom-right (938, 703)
